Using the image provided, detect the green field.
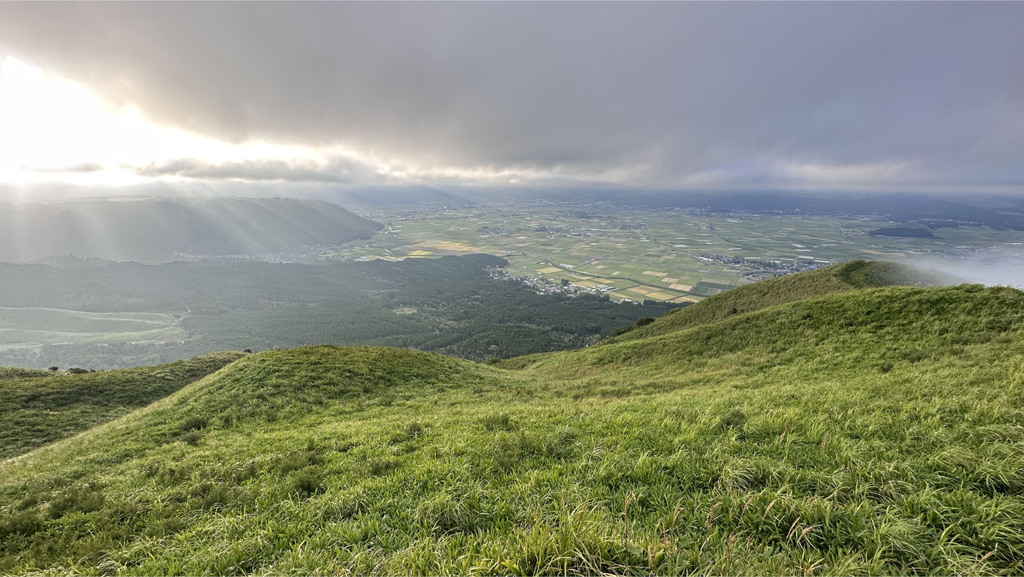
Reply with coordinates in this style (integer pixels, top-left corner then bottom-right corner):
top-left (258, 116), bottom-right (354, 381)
top-left (1, 262), bottom-right (1022, 574)
top-left (342, 202), bottom-right (1022, 302)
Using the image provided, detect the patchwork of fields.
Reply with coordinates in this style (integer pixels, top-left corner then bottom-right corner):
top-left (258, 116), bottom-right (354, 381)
top-left (342, 202), bottom-right (1023, 302)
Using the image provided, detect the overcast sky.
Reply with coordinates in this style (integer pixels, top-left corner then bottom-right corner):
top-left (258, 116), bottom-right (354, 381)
top-left (0, 2), bottom-right (1022, 193)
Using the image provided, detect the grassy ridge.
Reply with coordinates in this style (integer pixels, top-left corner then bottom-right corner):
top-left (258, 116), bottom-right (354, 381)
top-left (0, 352), bottom-right (245, 460)
top-left (0, 367), bottom-right (51, 379)
top-left (601, 260), bottom-right (954, 345)
top-left (1, 275), bottom-right (1023, 574)
top-left (520, 282), bottom-right (1023, 380)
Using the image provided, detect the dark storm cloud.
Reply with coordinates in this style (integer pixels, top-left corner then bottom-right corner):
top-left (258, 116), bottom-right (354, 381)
top-left (0, 2), bottom-right (1022, 188)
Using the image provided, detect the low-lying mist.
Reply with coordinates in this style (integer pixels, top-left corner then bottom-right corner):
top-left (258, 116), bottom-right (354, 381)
top-left (904, 245), bottom-right (1024, 289)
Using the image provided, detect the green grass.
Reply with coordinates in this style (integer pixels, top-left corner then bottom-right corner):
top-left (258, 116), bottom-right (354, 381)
top-left (601, 260), bottom-right (955, 344)
top-left (1, 267), bottom-right (1023, 574)
top-left (0, 367), bottom-right (51, 379)
top-left (0, 352), bottom-right (245, 459)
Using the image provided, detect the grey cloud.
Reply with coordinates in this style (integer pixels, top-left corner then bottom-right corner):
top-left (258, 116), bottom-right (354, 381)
top-left (27, 163), bottom-right (104, 174)
top-left (1, 2), bottom-right (1022, 189)
top-left (132, 157), bottom-right (385, 185)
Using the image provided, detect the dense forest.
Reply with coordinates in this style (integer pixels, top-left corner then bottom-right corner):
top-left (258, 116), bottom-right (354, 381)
top-left (0, 255), bottom-right (680, 368)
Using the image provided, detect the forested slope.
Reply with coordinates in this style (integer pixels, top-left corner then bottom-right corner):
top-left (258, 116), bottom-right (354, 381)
top-left (0, 255), bottom-right (677, 368)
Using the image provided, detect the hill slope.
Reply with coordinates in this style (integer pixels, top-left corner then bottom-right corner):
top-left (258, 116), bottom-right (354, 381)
top-left (0, 197), bottom-right (380, 262)
top-left (1, 272), bottom-right (1023, 575)
top-left (601, 260), bottom-right (957, 344)
top-left (0, 352), bottom-right (245, 459)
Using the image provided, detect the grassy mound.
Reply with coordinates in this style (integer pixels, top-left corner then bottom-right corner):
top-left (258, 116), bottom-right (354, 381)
top-left (1, 271), bottom-right (1022, 575)
top-left (0, 352), bottom-right (245, 459)
top-left (161, 346), bottom-right (493, 429)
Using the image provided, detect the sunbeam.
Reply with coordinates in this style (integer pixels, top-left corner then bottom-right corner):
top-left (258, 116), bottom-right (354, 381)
top-left (0, 56), bottom-right (333, 188)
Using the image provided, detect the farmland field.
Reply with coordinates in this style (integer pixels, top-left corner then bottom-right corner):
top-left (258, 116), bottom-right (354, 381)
top-left (341, 201), bottom-right (1024, 302)
top-left (0, 308), bottom-right (184, 350)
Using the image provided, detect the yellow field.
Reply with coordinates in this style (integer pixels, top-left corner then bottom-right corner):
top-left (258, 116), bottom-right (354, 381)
top-left (414, 241), bottom-right (475, 253)
top-left (616, 287), bottom-right (677, 301)
top-left (859, 249), bottom-right (906, 257)
top-left (670, 295), bottom-right (700, 303)
top-left (408, 250), bottom-right (432, 256)
top-left (647, 292), bottom-right (677, 300)
top-left (642, 271), bottom-right (668, 277)
top-left (617, 289), bottom-right (651, 300)
top-left (537, 267), bottom-right (562, 274)
top-left (623, 287), bottom-right (679, 300)
top-left (669, 283), bottom-right (693, 291)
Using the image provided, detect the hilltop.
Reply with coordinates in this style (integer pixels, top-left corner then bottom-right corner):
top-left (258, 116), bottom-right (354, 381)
top-left (601, 259), bottom-right (959, 344)
top-left (0, 197), bottom-right (380, 263)
top-left (1, 263), bottom-right (1022, 575)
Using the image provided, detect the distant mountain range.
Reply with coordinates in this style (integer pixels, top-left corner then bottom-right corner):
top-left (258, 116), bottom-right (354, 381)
top-left (0, 197), bottom-right (380, 263)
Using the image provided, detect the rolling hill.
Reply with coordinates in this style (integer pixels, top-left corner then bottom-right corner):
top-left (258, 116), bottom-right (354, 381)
top-left (0, 197), bottom-right (380, 263)
top-left (1, 262), bottom-right (1022, 575)
top-left (600, 259), bottom-right (960, 345)
top-left (0, 352), bottom-right (245, 460)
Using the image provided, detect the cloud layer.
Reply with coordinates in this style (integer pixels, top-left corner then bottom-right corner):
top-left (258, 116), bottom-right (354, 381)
top-left (1, 2), bottom-right (1022, 189)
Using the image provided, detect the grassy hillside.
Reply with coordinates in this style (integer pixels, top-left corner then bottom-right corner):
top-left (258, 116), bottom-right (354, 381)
top-left (1, 275), bottom-right (1023, 574)
top-left (601, 260), bottom-right (957, 344)
top-left (0, 367), bottom-right (51, 379)
top-left (0, 352), bottom-right (245, 459)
